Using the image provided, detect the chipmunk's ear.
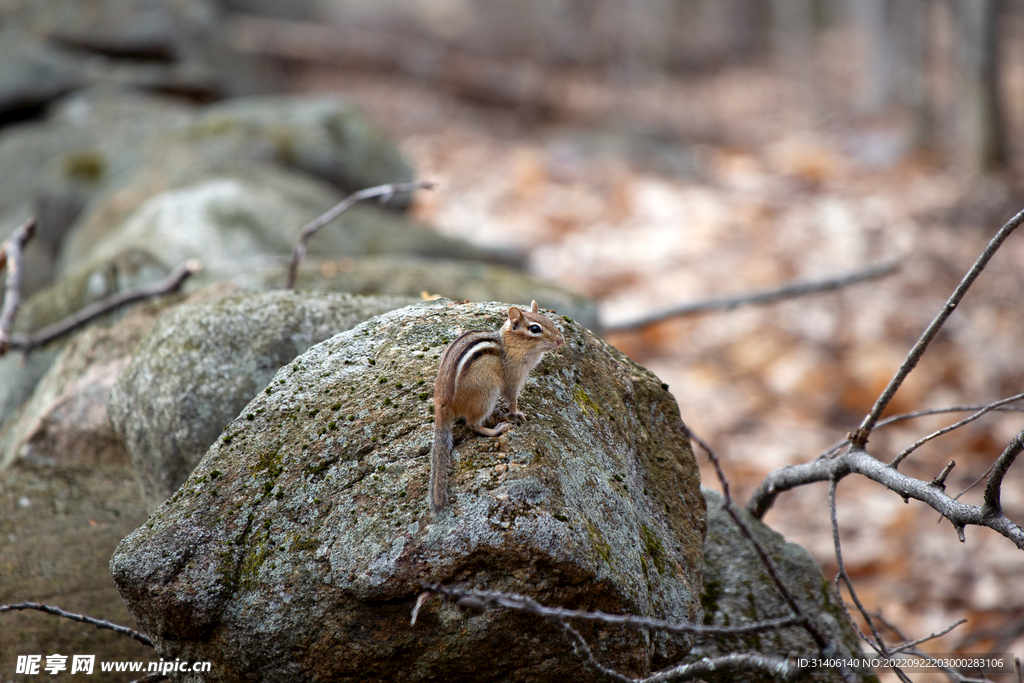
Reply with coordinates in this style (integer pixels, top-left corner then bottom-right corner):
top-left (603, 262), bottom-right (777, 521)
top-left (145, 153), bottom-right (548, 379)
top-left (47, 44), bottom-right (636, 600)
top-left (530, 300), bottom-right (539, 312)
top-left (508, 306), bottom-right (524, 328)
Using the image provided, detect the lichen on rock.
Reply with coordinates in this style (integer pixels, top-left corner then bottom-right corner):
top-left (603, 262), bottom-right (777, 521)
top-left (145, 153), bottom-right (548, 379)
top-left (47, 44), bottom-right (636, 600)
top-left (111, 299), bottom-right (707, 682)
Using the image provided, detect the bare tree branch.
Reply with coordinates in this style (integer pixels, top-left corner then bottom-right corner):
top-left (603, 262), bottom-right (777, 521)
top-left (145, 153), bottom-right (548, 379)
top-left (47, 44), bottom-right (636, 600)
top-left (870, 611), bottom-right (988, 683)
top-left (851, 207), bottom-right (1024, 448)
top-left (891, 392), bottom-right (1024, 467)
top-left (419, 584), bottom-right (802, 637)
top-left (888, 619), bottom-right (967, 656)
top-left (829, 479), bottom-right (889, 656)
top-left (811, 395), bottom-right (1024, 473)
top-left (0, 601), bottom-right (153, 647)
top-left (605, 260), bottom-right (899, 332)
top-left (0, 217), bottom-right (38, 354)
top-left (642, 653), bottom-right (803, 683)
top-left (931, 460), bottom-right (956, 489)
top-left (548, 618), bottom-right (634, 683)
top-left (420, 584), bottom-right (806, 683)
top-left (3, 259), bottom-right (202, 355)
top-left (285, 181), bottom-right (435, 289)
top-left (876, 402), bottom-right (1024, 430)
top-left (747, 445), bottom-right (1024, 548)
top-left (830, 479), bottom-right (977, 683)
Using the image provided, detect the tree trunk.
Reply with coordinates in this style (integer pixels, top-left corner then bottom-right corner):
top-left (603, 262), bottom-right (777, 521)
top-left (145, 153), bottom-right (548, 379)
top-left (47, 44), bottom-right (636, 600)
top-left (953, 0), bottom-right (1007, 173)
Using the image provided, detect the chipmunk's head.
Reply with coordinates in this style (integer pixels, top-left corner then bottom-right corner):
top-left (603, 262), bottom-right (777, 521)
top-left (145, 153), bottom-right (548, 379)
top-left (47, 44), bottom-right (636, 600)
top-left (506, 300), bottom-right (565, 350)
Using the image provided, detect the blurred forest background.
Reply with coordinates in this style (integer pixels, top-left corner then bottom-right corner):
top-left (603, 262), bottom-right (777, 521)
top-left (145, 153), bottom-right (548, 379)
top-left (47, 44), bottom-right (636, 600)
top-left (227, 0), bottom-right (1024, 674)
top-left (5, 0), bottom-right (1024, 678)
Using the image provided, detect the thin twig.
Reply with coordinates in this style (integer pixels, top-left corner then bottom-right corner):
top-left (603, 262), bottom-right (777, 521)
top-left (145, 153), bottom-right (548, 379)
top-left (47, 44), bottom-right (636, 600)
top-left (875, 613), bottom-right (986, 683)
top-left (951, 466), bottom-right (993, 503)
top-left (851, 207), bottom-right (1024, 447)
top-left (0, 217), bottom-right (38, 354)
top-left (828, 479), bottom-right (896, 672)
top-left (284, 181), bottom-right (435, 289)
top-left (829, 479), bottom-right (884, 648)
top-left (548, 618), bottom-right (634, 683)
top-left (888, 619), bottom-right (967, 655)
top-left (642, 653), bottom-right (803, 683)
top-left (814, 397), bottom-right (1024, 471)
top-left (3, 259), bottom-right (202, 354)
top-left (422, 585), bottom-right (806, 683)
top-left (931, 461), bottom-right (956, 489)
top-left (604, 260), bottom-right (899, 332)
top-left (891, 392), bottom-right (1024, 468)
top-left (420, 584), bottom-right (802, 637)
top-left (0, 602), bottom-right (153, 647)
top-left (983, 429), bottom-right (1024, 516)
top-left (876, 403), bottom-right (1024, 430)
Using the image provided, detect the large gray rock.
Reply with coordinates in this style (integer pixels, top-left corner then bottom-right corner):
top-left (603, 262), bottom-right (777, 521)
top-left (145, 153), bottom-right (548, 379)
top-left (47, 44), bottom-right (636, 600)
top-left (0, 293), bottom-right (188, 672)
top-left (289, 255), bottom-right (600, 331)
top-left (108, 290), bottom-right (416, 510)
top-left (111, 300), bottom-right (707, 682)
top-left (61, 167), bottom-right (522, 289)
top-left (0, 88), bottom-right (428, 297)
top-left (690, 489), bottom-right (876, 683)
top-left (0, 90), bottom-right (192, 299)
top-left (195, 95), bottom-right (415, 198)
top-left (0, 286), bottom-right (197, 472)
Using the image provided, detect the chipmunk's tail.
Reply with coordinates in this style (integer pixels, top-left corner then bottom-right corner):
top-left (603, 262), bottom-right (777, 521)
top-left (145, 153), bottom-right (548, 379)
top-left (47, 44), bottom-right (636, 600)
top-left (428, 409), bottom-right (454, 515)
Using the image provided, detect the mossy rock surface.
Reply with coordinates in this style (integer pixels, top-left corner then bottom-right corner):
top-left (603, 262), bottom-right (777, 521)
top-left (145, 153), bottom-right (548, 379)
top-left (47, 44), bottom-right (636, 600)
top-left (108, 290), bottom-right (416, 510)
top-left (690, 488), bottom-right (878, 683)
top-left (111, 299), bottom-right (707, 682)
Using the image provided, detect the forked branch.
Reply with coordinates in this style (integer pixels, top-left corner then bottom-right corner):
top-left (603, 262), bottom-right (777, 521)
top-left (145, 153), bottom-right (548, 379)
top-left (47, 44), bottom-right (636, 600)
top-left (747, 442), bottom-right (1024, 550)
top-left (851, 207), bottom-right (1024, 448)
top-left (0, 216), bottom-right (38, 354)
top-left (0, 602), bottom-right (152, 647)
top-left (2, 259), bottom-right (202, 355)
top-left (284, 181), bottom-right (435, 289)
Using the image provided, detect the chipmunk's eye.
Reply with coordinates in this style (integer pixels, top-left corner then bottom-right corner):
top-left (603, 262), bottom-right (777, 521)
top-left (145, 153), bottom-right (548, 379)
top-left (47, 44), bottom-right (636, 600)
top-left (529, 324), bottom-right (542, 334)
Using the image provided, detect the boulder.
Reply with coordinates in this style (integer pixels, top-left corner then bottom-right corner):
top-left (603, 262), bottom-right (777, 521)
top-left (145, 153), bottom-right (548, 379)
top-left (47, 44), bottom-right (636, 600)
top-left (0, 282), bottom-right (236, 674)
top-left (0, 88), bottom-right (430, 298)
top-left (0, 90), bottom-right (193, 299)
top-left (111, 300), bottom-right (707, 682)
top-left (108, 290), bottom-right (416, 510)
top-left (690, 489), bottom-right (876, 683)
top-left (0, 290), bottom-right (193, 471)
top-left (195, 95), bottom-right (415, 197)
top-left (60, 168), bottom-right (522, 289)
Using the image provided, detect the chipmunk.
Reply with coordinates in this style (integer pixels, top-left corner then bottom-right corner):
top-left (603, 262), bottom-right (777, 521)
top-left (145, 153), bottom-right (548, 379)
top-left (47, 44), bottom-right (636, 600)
top-left (428, 301), bottom-right (564, 514)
